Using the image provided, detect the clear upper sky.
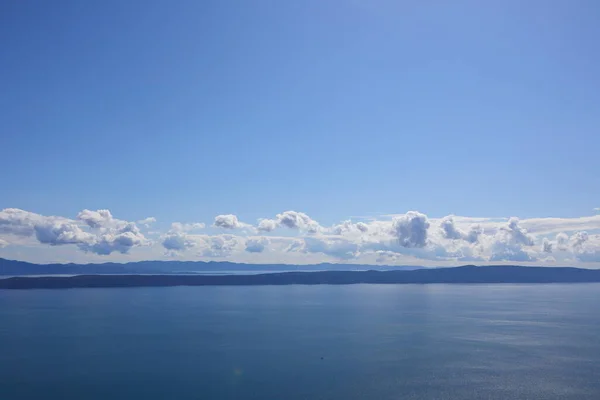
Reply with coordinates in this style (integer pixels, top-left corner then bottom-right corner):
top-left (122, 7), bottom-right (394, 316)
top-left (3, 0), bottom-right (599, 224)
top-left (1, 1), bottom-right (599, 265)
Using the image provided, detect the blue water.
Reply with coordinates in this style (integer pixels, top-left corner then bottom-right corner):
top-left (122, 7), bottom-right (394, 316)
top-left (1, 284), bottom-right (599, 399)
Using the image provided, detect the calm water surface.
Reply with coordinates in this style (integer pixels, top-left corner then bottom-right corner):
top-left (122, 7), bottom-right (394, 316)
top-left (1, 284), bottom-right (599, 399)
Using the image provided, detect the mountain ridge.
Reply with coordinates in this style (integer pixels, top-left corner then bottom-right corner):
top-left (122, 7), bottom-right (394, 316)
top-left (0, 258), bottom-right (423, 275)
top-left (1, 264), bottom-right (600, 289)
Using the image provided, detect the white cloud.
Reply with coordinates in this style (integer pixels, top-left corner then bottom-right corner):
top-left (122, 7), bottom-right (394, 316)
top-left (257, 218), bottom-right (278, 232)
top-left (519, 215), bottom-right (600, 235)
top-left (0, 208), bottom-right (39, 236)
top-left (542, 238), bottom-right (553, 253)
top-left (35, 221), bottom-right (93, 246)
top-left (571, 231), bottom-right (589, 248)
top-left (170, 222), bottom-right (205, 232)
top-left (161, 231), bottom-right (243, 257)
top-left (439, 216), bottom-right (464, 240)
top-left (161, 222), bottom-right (206, 253)
top-left (502, 217), bottom-right (534, 246)
top-left (392, 211), bottom-right (429, 248)
top-left (485, 218), bottom-right (536, 262)
top-left (294, 236), bottom-right (360, 260)
top-left (77, 209), bottom-right (114, 229)
top-left (574, 233), bottom-right (600, 262)
top-left (256, 211), bottom-right (322, 233)
top-left (286, 239), bottom-right (304, 253)
top-left (138, 217), bottom-right (157, 227)
top-left (577, 251), bottom-right (600, 262)
top-left (465, 224), bottom-right (484, 243)
top-left (489, 240), bottom-right (535, 262)
top-left (162, 233), bottom-right (196, 252)
top-left (78, 218), bottom-right (148, 256)
top-left (439, 216), bottom-right (483, 244)
top-left (201, 235), bottom-right (241, 257)
top-left (245, 237), bottom-right (269, 253)
top-left (80, 231), bottom-right (146, 255)
top-left (556, 232), bottom-right (569, 251)
top-left (3, 207), bottom-right (600, 267)
top-left (329, 220), bottom-right (369, 235)
top-left (0, 208), bottom-right (148, 256)
top-left (213, 214), bottom-right (252, 230)
top-left (278, 211), bottom-right (321, 232)
top-left (374, 251), bottom-right (402, 264)
top-left (304, 237), bottom-right (359, 260)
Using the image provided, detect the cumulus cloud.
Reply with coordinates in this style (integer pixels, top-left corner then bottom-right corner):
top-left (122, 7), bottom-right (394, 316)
top-left (330, 220), bottom-right (369, 235)
top-left (537, 231), bottom-right (593, 257)
top-left (160, 222), bottom-right (206, 253)
top-left (77, 209), bottom-right (113, 228)
top-left (213, 214), bottom-right (252, 230)
top-left (438, 216), bottom-right (483, 244)
top-left (159, 222), bottom-right (207, 254)
top-left (201, 235), bottom-right (240, 257)
top-left (542, 238), bottom-right (553, 253)
top-left (0, 238), bottom-right (8, 248)
top-left (465, 224), bottom-right (483, 243)
top-left (162, 233), bottom-right (196, 252)
top-left (0, 208), bottom-right (38, 236)
top-left (556, 232), bottom-right (569, 251)
top-left (163, 232), bottom-right (242, 257)
top-left (439, 216), bottom-right (464, 240)
top-left (484, 218), bottom-right (536, 262)
top-left (571, 231), bottom-right (589, 248)
top-left (286, 239), bottom-right (304, 253)
top-left (392, 211), bottom-right (429, 248)
top-left (503, 217), bottom-right (534, 246)
top-left (489, 241), bottom-right (535, 262)
top-left (257, 211), bottom-right (322, 233)
top-left (138, 217), bottom-right (156, 227)
top-left (34, 221), bottom-right (92, 246)
top-left (0, 208), bottom-right (148, 256)
top-left (4, 207), bottom-right (600, 266)
top-left (245, 237), bottom-right (269, 253)
top-left (278, 211), bottom-right (321, 232)
top-left (79, 219), bottom-right (147, 255)
top-left (257, 218), bottom-right (278, 232)
top-left (81, 231), bottom-right (146, 255)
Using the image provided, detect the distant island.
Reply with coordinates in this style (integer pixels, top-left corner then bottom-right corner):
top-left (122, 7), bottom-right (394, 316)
top-left (0, 258), bottom-right (422, 275)
top-left (1, 263), bottom-right (599, 289)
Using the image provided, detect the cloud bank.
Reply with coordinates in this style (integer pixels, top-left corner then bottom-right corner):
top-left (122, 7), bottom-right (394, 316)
top-left (1, 208), bottom-right (149, 255)
top-left (2, 208), bottom-right (600, 266)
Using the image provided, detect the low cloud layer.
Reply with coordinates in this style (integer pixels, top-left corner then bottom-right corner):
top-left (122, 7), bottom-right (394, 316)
top-left (0, 208), bottom-right (149, 255)
top-left (2, 208), bottom-right (600, 266)
top-left (245, 237), bottom-right (269, 253)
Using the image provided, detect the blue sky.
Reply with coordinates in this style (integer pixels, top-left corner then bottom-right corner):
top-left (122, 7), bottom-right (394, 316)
top-left (1, 1), bottom-right (599, 265)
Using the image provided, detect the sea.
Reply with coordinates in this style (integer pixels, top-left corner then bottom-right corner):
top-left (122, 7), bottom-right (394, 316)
top-left (1, 283), bottom-right (599, 399)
